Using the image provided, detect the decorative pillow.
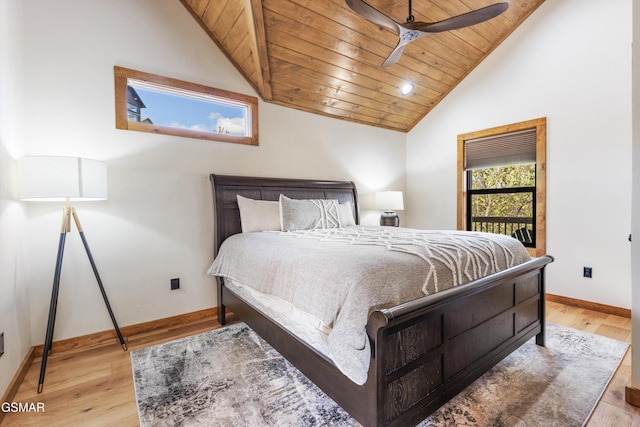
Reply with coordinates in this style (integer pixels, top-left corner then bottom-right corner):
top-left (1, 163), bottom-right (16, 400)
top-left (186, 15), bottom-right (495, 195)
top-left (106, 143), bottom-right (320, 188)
top-left (279, 195), bottom-right (342, 231)
top-left (236, 195), bottom-right (281, 233)
top-left (338, 201), bottom-right (356, 227)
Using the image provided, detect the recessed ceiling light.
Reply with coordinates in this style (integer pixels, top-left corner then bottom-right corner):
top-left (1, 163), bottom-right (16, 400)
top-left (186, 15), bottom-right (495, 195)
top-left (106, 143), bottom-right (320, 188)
top-left (400, 83), bottom-right (414, 95)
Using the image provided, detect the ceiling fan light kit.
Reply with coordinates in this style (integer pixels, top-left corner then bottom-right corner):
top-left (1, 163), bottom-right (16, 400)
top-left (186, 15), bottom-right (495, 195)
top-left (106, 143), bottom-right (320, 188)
top-left (346, 0), bottom-right (509, 67)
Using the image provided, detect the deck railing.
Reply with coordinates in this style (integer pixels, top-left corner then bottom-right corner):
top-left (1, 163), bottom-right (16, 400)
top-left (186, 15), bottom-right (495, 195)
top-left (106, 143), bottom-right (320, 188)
top-left (470, 216), bottom-right (534, 244)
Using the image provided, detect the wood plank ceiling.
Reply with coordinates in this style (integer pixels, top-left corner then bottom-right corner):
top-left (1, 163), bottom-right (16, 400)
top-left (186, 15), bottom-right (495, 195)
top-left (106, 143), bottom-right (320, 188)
top-left (180, 0), bottom-right (544, 133)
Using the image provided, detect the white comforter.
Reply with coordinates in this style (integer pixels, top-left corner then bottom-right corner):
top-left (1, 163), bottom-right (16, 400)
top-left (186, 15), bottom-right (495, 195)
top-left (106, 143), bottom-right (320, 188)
top-left (208, 226), bottom-right (530, 385)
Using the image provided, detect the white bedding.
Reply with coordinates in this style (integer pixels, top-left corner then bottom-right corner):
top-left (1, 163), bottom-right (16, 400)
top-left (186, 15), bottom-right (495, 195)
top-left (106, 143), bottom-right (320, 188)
top-left (223, 277), bottom-right (332, 357)
top-left (208, 226), bottom-right (531, 384)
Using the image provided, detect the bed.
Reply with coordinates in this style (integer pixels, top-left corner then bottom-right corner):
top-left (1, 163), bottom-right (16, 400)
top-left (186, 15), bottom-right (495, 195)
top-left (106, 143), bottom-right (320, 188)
top-left (208, 174), bottom-right (553, 427)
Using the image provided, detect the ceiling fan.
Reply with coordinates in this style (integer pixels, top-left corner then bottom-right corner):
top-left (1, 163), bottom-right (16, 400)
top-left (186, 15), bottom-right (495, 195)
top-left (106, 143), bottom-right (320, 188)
top-left (346, 0), bottom-right (509, 67)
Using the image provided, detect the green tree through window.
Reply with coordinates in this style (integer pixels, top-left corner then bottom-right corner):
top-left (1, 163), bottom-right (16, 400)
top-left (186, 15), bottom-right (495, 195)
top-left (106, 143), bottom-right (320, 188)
top-left (471, 164), bottom-right (535, 217)
top-left (468, 164), bottom-right (535, 246)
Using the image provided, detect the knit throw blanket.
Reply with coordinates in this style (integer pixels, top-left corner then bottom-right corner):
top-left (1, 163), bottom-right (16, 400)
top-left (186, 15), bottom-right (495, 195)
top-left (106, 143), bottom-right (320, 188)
top-left (286, 227), bottom-right (521, 294)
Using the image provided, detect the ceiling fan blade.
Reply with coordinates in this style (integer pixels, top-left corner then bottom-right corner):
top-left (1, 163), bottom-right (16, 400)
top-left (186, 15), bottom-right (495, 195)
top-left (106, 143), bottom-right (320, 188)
top-left (414, 2), bottom-right (508, 33)
top-left (381, 39), bottom-right (410, 67)
top-left (345, 0), bottom-right (400, 34)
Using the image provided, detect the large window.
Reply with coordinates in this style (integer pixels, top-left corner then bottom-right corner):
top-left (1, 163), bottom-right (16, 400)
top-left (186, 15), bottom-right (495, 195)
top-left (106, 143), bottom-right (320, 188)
top-left (457, 118), bottom-right (546, 257)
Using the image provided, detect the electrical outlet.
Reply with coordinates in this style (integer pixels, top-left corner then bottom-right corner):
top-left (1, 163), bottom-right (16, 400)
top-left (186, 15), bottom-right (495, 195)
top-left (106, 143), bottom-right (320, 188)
top-left (171, 278), bottom-right (180, 290)
top-left (583, 267), bottom-right (593, 278)
top-left (0, 332), bottom-right (4, 358)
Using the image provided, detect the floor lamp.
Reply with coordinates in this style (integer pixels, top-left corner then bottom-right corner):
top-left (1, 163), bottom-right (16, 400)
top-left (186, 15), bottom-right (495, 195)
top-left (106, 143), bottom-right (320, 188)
top-left (18, 156), bottom-right (127, 393)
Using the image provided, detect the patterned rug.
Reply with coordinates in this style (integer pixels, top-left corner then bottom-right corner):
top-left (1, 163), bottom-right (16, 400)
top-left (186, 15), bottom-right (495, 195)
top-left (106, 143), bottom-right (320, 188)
top-left (131, 322), bottom-right (628, 427)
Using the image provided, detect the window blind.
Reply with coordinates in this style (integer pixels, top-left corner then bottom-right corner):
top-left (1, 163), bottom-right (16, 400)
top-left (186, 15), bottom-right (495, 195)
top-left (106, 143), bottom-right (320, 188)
top-left (464, 128), bottom-right (536, 169)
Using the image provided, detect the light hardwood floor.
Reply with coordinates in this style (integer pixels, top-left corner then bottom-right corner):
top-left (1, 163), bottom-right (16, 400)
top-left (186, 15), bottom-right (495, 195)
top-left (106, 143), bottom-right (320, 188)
top-left (1, 302), bottom-right (638, 426)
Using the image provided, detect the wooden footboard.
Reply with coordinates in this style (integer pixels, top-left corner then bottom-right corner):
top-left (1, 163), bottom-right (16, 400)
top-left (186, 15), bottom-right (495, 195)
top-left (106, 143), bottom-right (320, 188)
top-left (218, 255), bottom-right (552, 427)
top-left (365, 255), bottom-right (552, 426)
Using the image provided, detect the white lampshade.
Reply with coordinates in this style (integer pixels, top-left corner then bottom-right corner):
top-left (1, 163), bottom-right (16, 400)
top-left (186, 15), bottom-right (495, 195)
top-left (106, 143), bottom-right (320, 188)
top-left (374, 191), bottom-right (404, 211)
top-left (18, 156), bottom-right (108, 201)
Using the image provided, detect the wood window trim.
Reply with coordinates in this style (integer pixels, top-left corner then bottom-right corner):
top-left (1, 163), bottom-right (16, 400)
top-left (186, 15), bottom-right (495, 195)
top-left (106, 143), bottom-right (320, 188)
top-left (114, 66), bottom-right (259, 146)
top-left (457, 117), bottom-right (547, 257)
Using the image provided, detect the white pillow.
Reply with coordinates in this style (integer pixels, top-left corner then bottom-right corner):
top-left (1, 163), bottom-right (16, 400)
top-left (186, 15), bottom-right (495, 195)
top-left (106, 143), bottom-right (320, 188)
top-left (279, 195), bottom-right (342, 231)
top-left (338, 201), bottom-right (356, 226)
top-left (236, 195), bottom-right (281, 233)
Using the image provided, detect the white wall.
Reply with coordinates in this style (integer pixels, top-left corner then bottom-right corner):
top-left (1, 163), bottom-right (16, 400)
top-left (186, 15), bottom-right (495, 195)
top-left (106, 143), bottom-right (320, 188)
top-left (628, 0), bottom-right (640, 396)
top-left (407, 0), bottom-right (632, 308)
top-left (0, 0), bottom-right (31, 397)
top-left (13, 0), bottom-right (405, 350)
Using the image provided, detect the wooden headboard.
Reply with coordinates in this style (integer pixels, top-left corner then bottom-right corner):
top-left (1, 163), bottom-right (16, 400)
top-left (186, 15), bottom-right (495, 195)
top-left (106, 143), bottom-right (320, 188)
top-left (210, 174), bottom-right (360, 253)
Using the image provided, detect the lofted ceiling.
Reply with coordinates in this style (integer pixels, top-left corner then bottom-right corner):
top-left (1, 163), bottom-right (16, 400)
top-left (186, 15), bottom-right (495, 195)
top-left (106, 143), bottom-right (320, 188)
top-left (179, 0), bottom-right (544, 133)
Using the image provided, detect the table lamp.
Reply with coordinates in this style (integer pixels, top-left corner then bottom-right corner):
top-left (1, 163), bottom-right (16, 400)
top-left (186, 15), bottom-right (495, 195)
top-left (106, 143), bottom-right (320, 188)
top-left (18, 156), bottom-right (127, 393)
top-left (375, 191), bottom-right (404, 227)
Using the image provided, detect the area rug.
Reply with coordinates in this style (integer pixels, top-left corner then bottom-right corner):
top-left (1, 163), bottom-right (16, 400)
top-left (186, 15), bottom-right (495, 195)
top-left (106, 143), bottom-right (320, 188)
top-left (131, 322), bottom-right (628, 427)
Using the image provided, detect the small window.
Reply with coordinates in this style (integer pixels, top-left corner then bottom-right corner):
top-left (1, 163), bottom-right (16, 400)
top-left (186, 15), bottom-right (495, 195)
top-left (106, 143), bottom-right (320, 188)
top-left (114, 66), bottom-right (258, 145)
top-left (457, 118), bottom-right (546, 257)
